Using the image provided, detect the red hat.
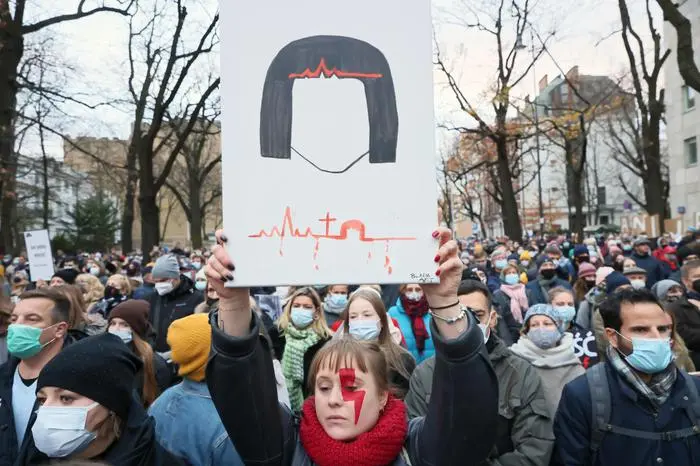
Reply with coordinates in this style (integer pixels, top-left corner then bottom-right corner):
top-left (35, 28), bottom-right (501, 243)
top-left (578, 262), bottom-right (596, 279)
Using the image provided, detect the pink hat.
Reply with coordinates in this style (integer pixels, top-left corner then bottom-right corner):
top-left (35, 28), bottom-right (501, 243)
top-left (595, 266), bottom-right (615, 286)
top-left (578, 262), bottom-right (596, 279)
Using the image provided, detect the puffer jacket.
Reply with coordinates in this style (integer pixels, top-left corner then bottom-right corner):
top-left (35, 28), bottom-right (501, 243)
top-left (405, 335), bottom-right (554, 465)
top-left (388, 298), bottom-right (435, 363)
top-left (206, 311), bottom-right (499, 466)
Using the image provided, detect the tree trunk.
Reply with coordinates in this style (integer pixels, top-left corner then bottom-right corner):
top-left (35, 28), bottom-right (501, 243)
top-left (565, 141), bottom-right (586, 240)
top-left (121, 146), bottom-right (138, 253)
top-left (642, 111), bottom-right (667, 232)
top-left (138, 147), bottom-right (159, 260)
top-left (42, 151), bottom-right (49, 230)
top-left (495, 138), bottom-right (523, 240)
top-left (188, 171), bottom-right (202, 249)
top-left (0, 33), bottom-right (24, 253)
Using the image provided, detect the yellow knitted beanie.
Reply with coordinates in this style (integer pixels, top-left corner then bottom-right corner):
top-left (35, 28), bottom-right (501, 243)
top-left (167, 313), bottom-right (211, 382)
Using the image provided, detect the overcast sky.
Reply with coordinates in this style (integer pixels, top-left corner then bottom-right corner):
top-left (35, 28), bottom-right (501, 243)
top-left (32, 0), bottom-right (659, 158)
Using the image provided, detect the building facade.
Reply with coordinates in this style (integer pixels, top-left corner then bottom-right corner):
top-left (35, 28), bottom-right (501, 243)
top-left (664, 0), bottom-right (700, 229)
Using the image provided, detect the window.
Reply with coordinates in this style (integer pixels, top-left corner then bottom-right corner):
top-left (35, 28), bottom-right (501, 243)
top-left (561, 85), bottom-right (569, 103)
top-left (599, 215), bottom-right (609, 225)
top-left (685, 136), bottom-right (698, 166)
top-left (683, 85), bottom-right (695, 111)
top-left (597, 186), bottom-right (607, 206)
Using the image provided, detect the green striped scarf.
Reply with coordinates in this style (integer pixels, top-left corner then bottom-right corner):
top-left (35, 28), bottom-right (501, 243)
top-left (282, 325), bottom-right (322, 412)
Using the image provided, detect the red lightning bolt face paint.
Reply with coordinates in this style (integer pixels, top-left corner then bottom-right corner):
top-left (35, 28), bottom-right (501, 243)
top-left (338, 368), bottom-right (366, 424)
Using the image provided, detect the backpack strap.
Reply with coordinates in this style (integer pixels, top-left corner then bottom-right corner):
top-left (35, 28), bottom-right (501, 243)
top-left (400, 447), bottom-right (412, 466)
top-left (586, 363), bottom-right (610, 461)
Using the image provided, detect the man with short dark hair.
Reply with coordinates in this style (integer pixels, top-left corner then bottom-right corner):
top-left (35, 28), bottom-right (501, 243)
top-left (0, 288), bottom-right (74, 466)
top-left (406, 280), bottom-right (554, 466)
top-left (630, 237), bottom-right (666, 287)
top-left (554, 288), bottom-right (700, 465)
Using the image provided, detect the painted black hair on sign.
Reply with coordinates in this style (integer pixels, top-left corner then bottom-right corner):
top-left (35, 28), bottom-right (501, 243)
top-left (260, 35), bottom-right (398, 164)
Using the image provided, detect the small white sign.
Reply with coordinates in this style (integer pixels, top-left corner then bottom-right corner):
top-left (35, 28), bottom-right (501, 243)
top-left (23, 230), bottom-right (54, 282)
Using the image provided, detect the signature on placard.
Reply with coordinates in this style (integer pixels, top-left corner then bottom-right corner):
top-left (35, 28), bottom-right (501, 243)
top-left (409, 272), bottom-right (436, 284)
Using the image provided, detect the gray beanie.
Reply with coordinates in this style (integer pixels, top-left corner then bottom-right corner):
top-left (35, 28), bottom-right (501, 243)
top-left (152, 254), bottom-right (180, 280)
top-left (651, 279), bottom-right (683, 301)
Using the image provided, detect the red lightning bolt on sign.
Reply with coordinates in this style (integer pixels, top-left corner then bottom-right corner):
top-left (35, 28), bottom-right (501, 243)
top-left (338, 368), bottom-right (366, 424)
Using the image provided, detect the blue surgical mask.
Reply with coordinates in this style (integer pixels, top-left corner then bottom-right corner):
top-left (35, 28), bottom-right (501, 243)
top-left (555, 306), bottom-right (576, 331)
top-left (616, 332), bottom-right (673, 374)
top-left (328, 294), bottom-right (348, 307)
top-left (623, 245), bottom-right (632, 251)
top-left (349, 319), bottom-right (380, 340)
top-left (192, 261), bottom-right (202, 270)
top-left (195, 281), bottom-right (207, 291)
top-left (290, 307), bottom-right (315, 328)
top-left (495, 259), bottom-right (508, 270)
top-left (504, 274), bottom-right (519, 285)
top-left (109, 329), bottom-right (133, 344)
top-left (528, 327), bottom-right (562, 349)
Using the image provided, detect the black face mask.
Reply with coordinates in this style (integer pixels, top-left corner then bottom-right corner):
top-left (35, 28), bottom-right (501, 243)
top-left (693, 279), bottom-right (700, 294)
top-left (585, 279), bottom-right (596, 290)
top-left (578, 256), bottom-right (590, 263)
top-left (206, 297), bottom-right (218, 307)
top-left (665, 295), bottom-right (681, 303)
top-left (104, 285), bottom-right (121, 299)
top-left (541, 269), bottom-right (556, 280)
top-left (12, 276), bottom-right (21, 284)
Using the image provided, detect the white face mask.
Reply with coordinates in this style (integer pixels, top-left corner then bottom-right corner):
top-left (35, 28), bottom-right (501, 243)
top-left (89, 267), bottom-right (100, 277)
top-left (478, 312), bottom-right (493, 343)
top-left (32, 402), bottom-right (99, 458)
top-left (406, 291), bottom-right (423, 302)
top-left (155, 281), bottom-right (174, 296)
top-left (109, 328), bottom-right (133, 344)
top-left (630, 279), bottom-right (646, 290)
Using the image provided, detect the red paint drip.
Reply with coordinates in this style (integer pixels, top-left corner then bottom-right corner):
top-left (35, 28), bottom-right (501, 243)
top-left (384, 241), bottom-right (393, 275)
top-left (338, 368), bottom-right (365, 424)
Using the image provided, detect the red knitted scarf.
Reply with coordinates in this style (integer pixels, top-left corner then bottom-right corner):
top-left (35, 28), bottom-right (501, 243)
top-left (299, 395), bottom-right (407, 466)
top-left (399, 295), bottom-right (430, 353)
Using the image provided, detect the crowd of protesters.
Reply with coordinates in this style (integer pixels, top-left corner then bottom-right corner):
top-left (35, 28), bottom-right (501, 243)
top-left (0, 227), bottom-right (697, 465)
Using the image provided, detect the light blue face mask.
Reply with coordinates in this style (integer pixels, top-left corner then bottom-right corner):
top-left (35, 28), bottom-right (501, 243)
top-left (616, 332), bottom-right (673, 374)
top-left (328, 294), bottom-right (348, 307)
top-left (495, 259), bottom-right (508, 270)
top-left (555, 305), bottom-right (576, 331)
top-left (195, 281), bottom-right (207, 292)
top-left (290, 307), bottom-right (315, 329)
top-left (109, 329), bottom-right (133, 344)
top-left (349, 319), bottom-right (380, 341)
top-left (504, 274), bottom-right (519, 285)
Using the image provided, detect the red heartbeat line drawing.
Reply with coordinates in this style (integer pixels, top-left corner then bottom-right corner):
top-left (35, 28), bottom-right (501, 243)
top-left (248, 207), bottom-right (414, 274)
top-left (288, 58), bottom-right (383, 80)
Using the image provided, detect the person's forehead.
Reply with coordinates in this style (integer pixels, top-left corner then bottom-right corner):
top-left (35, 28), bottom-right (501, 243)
top-left (458, 292), bottom-right (488, 310)
top-left (316, 364), bottom-right (369, 381)
top-left (14, 298), bottom-right (54, 315)
top-left (293, 295), bottom-right (314, 304)
top-left (531, 315), bottom-right (555, 324)
top-left (620, 302), bottom-right (670, 326)
top-left (348, 298), bottom-right (374, 313)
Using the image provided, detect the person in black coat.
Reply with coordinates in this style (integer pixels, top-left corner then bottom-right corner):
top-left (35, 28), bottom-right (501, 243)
top-left (16, 333), bottom-right (184, 465)
top-left (203, 228), bottom-right (498, 466)
top-left (148, 255), bottom-right (203, 354)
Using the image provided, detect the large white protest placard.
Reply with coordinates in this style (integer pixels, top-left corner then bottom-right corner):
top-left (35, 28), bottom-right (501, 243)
top-left (23, 229), bottom-right (54, 281)
top-left (221, 0), bottom-right (438, 286)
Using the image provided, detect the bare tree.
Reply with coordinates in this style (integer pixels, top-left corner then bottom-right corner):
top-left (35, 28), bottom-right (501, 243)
top-left (124, 0), bottom-right (219, 256)
top-left (656, 0), bottom-right (700, 92)
top-left (435, 0), bottom-right (551, 239)
top-left (615, 0), bottom-right (670, 225)
top-left (164, 97), bottom-right (221, 248)
top-left (0, 0), bottom-right (135, 252)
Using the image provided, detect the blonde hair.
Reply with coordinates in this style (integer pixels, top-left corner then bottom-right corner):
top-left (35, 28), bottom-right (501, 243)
top-left (76, 273), bottom-right (105, 306)
top-left (107, 274), bottom-right (132, 296)
top-left (278, 287), bottom-right (332, 339)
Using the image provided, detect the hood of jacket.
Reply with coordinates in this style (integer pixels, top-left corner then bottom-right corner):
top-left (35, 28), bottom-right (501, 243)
top-left (509, 333), bottom-right (581, 368)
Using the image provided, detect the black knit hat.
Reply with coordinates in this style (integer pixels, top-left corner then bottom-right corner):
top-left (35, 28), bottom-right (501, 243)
top-left (37, 333), bottom-right (142, 420)
top-left (52, 268), bottom-right (79, 285)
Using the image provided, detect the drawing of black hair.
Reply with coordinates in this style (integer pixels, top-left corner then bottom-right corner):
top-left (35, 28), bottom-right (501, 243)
top-left (260, 35), bottom-right (398, 164)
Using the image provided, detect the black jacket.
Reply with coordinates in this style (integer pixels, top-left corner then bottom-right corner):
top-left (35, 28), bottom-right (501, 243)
top-left (134, 352), bottom-right (175, 403)
top-left (148, 276), bottom-right (203, 352)
top-left (16, 395), bottom-right (187, 465)
top-left (206, 311), bottom-right (499, 466)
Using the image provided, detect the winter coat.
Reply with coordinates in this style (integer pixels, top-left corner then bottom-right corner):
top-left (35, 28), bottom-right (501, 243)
top-left (0, 333), bottom-right (84, 466)
top-left (526, 277), bottom-right (572, 306)
top-left (388, 298), bottom-right (435, 363)
top-left (630, 252), bottom-right (667, 288)
top-left (16, 396), bottom-right (186, 465)
top-left (554, 362), bottom-right (700, 466)
top-left (148, 275), bottom-right (204, 352)
top-left (206, 311), bottom-right (499, 466)
top-left (509, 334), bottom-right (585, 417)
top-left (493, 290), bottom-right (531, 344)
top-left (575, 287), bottom-right (606, 331)
top-left (405, 336), bottom-right (554, 465)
